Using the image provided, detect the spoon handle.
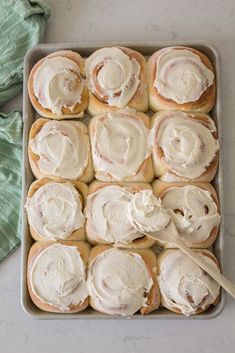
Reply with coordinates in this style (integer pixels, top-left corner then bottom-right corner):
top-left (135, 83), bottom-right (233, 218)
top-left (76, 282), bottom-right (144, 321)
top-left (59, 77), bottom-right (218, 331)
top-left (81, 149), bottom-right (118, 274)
top-left (174, 237), bottom-right (235, 298)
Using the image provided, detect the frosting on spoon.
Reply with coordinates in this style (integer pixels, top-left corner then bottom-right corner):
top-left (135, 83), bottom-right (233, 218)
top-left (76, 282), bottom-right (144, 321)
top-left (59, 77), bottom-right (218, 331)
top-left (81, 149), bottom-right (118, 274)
top-left (127, 190), bottom-right (171, 233)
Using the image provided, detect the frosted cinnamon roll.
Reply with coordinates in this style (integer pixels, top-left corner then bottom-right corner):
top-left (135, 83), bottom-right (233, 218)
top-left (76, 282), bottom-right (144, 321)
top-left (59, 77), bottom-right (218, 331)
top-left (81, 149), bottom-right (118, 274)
top-left (28, 50), bottom-right (88, 119)
top-left (151, 111), bottom-right (219, 182)
top-left (27, 241), bottom-right (90, 313)
top-left (87, 246), bottom-right (160, 316)
top-left (85, 47), bottom-right (148, 115)
top-left (25, 178), bottom-right (88, 242)
top-left (153, 180), bottom-right (221, 248)
top-left (157, 249), bottom-right (220, 316)
top-left (89, 109), bottom-right (154, 182)
top-left (28, 118), bottom-right (94, 183)
top-left (148, 46), bottom-right (215, 112)
top-left (85, 181), bottom-right (155, 248)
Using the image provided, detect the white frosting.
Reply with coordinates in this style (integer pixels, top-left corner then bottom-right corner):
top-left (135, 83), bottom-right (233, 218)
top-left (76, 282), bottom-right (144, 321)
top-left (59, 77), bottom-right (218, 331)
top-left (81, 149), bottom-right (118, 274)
top-left (33, 56), bottom-right (84, 114)
top-left (87, 248), bottom-right (153, 316)
top-left (85, 185), bottom-right (146, 244)
top-left (85, 47), bottom-right (140, 108)
top-left (155, 49), bottom-right (214, 104)
top-left (25, 182), bottom-right (85, 240)
top-left (152, 111), bottom-right (219, 179)
top-left (30, 243), bottom-right (88, 310)
top-left (127, 190), bottom-right (171, 233)
top-left (160, 185), bottom-right (221, 245)
top-left (30, 120), bottom-right (89, 179)
top-left (91, 110), bottom-right (151, 180)
top-left (158, 251), bottom-right (220, 316)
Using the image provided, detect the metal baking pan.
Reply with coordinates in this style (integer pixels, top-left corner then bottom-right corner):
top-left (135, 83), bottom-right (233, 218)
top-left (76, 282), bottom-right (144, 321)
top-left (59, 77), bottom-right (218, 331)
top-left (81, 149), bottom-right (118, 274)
top-left (21, 41), bottom-right (225, 319)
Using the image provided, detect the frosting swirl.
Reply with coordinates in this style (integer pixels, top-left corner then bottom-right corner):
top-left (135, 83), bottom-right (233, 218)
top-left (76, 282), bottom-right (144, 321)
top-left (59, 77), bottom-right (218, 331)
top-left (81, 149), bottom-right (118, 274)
top-left (25, 182), bottom-right (85, 240)
top-left (160, 185), bottom-right (221, 245)
top-left (85, 185), bottom-right (146, 244)
top-left (91, 110), bottom-right (151, 180)
top-left (29, 243), bottom-right (88, 310)
top-left (155, 48), bottom-right (214, 104)
top-left (158, 251), bottom-right (220, 316)
top-left (85, 47), bottom-right (140, 108)
top-left (30, 120), bottom-right (89, 179)
top-left (152, 111), bottom-right (219, 179)
top-left (33, 56), bottom-right (85, 114)
top-left (127, 190), bottom-right (170, 233)
top-left (87, 248), bottom-right (153, 316)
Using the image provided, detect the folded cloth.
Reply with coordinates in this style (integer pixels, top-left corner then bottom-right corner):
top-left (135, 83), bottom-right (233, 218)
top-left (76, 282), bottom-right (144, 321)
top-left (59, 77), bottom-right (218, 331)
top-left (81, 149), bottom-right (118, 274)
top-left (0, 0), bottom-right (50, 106)
top-left (0, 112), bottom-right (22, 261)
top-left (0, 0), bottom-right (50, 261)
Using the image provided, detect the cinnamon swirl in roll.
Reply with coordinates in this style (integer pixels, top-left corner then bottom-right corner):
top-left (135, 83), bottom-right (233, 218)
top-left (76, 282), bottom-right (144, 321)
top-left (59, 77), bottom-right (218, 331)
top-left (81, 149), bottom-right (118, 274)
top-left (153, 180), bottom-right (221, 248)
top-left (89, 109), bottom-right (154, 182)
top-left (148, 46), bottom-right (215, 112)
top-left (27, 241), bottom-right (90, 313)
top-left (85, 47), bottom-right (148, 115)
top-left (87, 246), bottom-right (160, 316)
top-left (151, 111), bottom-right (219, 182)
top-left (25, 178), bottom-right (88, 242)
top-left (28, 50), bottom-right (88, 119)
top-left (28, 118), bottom-right (94, 182)
top-left (85, 181), bottom-right (155, 248)
top-left (157, 249), bottom-right (220, 316)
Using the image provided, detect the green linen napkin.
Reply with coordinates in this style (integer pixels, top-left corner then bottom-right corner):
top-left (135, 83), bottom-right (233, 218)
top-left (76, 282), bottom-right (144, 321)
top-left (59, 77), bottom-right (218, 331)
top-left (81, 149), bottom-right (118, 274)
top-left (0, 0), bottom-right (50, 105)
top-left (0, 0), bottom-right (50, 261)
top-left (0, 112), bottom-right (22, 261)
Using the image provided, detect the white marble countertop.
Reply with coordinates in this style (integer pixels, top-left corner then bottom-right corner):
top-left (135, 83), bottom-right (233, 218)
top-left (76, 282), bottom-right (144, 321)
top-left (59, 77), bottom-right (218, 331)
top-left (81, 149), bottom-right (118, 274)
top-left (1, 0), bottom-right (235, 352)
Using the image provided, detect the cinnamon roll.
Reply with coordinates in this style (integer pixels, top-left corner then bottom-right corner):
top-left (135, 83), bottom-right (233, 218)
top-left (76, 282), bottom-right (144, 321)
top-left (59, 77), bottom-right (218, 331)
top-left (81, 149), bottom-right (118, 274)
top-left (85, 180), bottom-right (155, 248)
top-left (85, 47), bottom-right (148, 116)
top-left (157, 249), bottom-right (220, 316)
top-left (25, 178), bottom-right (88, 242)
top-left (89, 109), bottom-right (154, 182)
top-left (151, 111), bottom-right (219, 182)
top-left (28, 50), bottom-right (88, 119)
top-left (148, 46), bottom-right (215, 112)
top-left (27, 241), bottom-right (90, 313)
top-left (87, 246), bottom-right (160, 316)
top-left (28, 118), bottom-right (94, 182)
top-left (153, 180), bottom-right (221, 248)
